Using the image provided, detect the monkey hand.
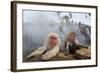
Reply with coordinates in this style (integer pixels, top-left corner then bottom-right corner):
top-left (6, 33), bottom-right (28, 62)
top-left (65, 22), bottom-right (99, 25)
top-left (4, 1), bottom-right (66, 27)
top-left (26, 55), bottom-right (34, 61)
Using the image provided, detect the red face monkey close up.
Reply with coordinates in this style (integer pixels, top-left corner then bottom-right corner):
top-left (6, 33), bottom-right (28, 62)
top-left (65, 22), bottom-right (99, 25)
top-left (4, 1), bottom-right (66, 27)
top-left (48, 35), bottom-right (58, 49)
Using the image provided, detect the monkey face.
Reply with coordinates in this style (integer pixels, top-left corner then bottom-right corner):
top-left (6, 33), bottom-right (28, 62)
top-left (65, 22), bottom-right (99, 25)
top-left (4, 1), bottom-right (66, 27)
top-left (70, 34), bottom-right (76, 42)
top-left (48, 36), bottom-right (58, 48)
top-left (67, 32), bottom-right (76, 42)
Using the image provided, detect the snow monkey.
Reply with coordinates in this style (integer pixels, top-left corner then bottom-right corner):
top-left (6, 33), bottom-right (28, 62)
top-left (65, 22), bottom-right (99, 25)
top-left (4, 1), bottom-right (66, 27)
top-left (27, 33), bottom-right (61, 61)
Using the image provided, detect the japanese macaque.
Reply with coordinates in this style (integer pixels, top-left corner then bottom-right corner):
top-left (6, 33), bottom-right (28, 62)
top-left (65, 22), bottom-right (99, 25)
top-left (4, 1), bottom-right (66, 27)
top-left (62, 32), bottom-right (80, 55)
top-left (62, 31), bottom-right (90, 59)
top-left (27, 33), bottom-right (61, 61)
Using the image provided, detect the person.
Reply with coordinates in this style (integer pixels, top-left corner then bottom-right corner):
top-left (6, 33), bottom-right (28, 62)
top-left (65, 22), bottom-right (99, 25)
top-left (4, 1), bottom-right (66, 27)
top-left (26, 33), bottom-right (61, 61)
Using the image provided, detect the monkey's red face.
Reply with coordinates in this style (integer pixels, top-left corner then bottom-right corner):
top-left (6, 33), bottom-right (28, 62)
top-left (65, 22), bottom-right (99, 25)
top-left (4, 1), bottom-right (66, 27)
top-left (49, 36), bottom-right (58, 48)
